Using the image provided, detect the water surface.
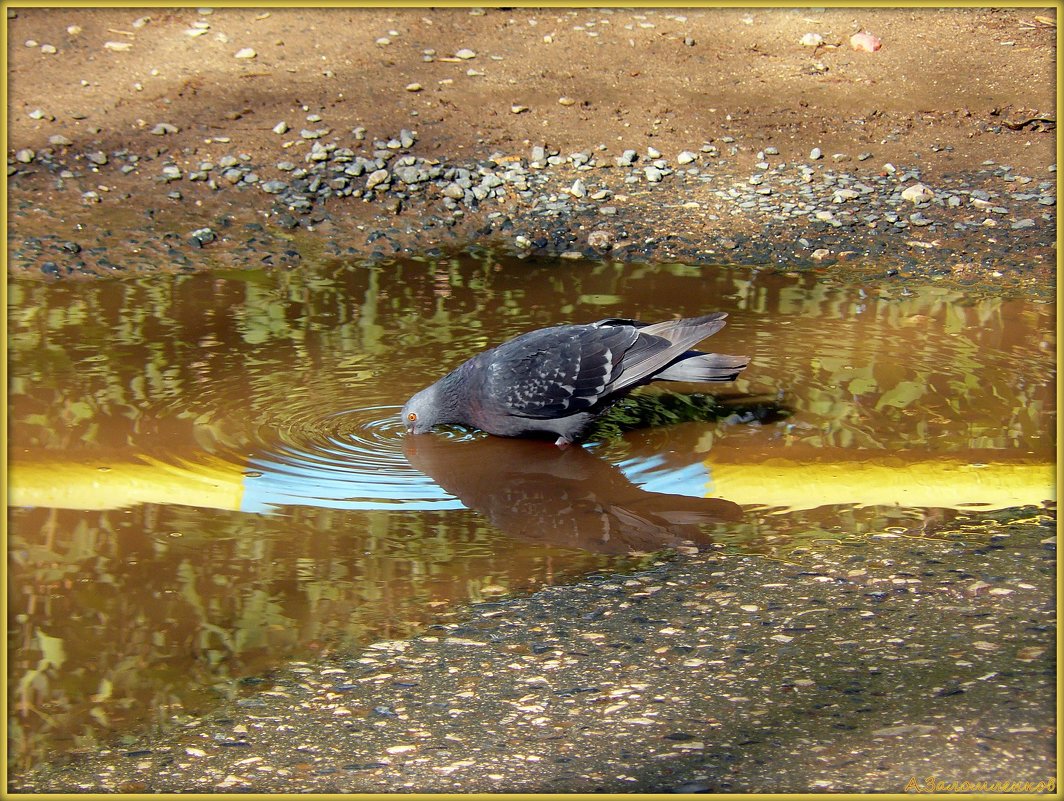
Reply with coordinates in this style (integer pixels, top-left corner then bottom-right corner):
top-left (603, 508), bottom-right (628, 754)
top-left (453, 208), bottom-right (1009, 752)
top-left (8, 253), bottom-right (1055, 769)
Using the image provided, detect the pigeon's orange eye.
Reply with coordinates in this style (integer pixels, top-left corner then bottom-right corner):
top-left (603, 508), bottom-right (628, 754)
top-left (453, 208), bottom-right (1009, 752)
top-left (407, 412), bottom-right (418, 422)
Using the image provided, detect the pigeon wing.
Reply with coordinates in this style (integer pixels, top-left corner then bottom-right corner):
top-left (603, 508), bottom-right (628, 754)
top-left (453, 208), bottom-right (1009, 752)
top-left (485, 323), bottom-right (640, 418)
top-left (607, 312), bottom-right (730, 393)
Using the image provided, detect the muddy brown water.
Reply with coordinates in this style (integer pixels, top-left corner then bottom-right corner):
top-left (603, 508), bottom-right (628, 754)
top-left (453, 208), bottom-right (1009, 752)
top-left (7, 253), bottom-right (1055, 771)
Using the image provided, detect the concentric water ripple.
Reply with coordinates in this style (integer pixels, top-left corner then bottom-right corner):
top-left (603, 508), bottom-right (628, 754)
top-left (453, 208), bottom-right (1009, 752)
top-left (202, 404), bottom-right (483, 514)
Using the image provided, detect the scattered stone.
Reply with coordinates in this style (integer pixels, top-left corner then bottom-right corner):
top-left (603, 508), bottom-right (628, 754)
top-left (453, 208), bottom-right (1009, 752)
top-left (405, 83), bottom-right (423, 92)
top-left (14, 148), bottom-right (35, 163)
top-left (234, 47), bottom-right (256, 59)
top-left (150, 122), bottom-right (179, 136)
top-left (809, 147), bottom-right (823, 160)
top-left (48, 135), bottom-right (72, 146)
top-left (677, 150), bottom-right (697, 165)
top-left (188, 227), bottom-right (216, 246)
top-left (588, 229), bottom-right (613, 251)
top-left (850, 31), bottom-right (882, 52)
top-left (103, 41), bottom-right (132, 52)
top-left (901, 183), bottom-right (934, 203)
top-left (644, 166), bottom-right (664, 183)
top-left (872, 724), bottom-right (936, 737)
top-left (273, 121), bottom-right (289, 135)
top-left (558, 96), bottom-right (576, 106)
top-left (799, 32), bottom-right (824, 47)
top-left (455, 48), bottom-right (477, 59)
top-left (365, 169), bottom-right (390, 190)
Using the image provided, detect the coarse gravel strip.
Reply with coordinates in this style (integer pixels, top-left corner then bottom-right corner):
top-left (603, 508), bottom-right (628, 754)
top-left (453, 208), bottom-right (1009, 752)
top-left (12, 511), bottom-right (1055, 794)
top-left (7, 130), bottom-right (1057, 293)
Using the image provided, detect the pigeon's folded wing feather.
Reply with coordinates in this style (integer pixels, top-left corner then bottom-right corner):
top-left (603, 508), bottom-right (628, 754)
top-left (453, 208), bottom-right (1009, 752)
top-left (607, 312), bottom-right (729, 393)
top-left (486, 324), bottom-right (639, 418)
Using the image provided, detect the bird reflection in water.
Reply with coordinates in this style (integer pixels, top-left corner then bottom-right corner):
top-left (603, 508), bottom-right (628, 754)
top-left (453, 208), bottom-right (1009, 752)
top-left (404, 435), bottom-right (743, 555)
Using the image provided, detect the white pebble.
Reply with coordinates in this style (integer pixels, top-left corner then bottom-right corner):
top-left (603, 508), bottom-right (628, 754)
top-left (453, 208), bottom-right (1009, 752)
top-left (234, 47), bottom-right (256, 59)
top-left (901, 183), bottom-right (934, 203)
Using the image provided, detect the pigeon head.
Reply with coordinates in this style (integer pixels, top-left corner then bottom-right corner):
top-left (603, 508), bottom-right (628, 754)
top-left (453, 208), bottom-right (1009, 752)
top-left (401, 384), bottom-right (444, 435)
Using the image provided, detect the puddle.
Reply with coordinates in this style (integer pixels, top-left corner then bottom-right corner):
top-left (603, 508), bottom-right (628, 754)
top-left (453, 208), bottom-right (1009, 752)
top-left (7, 253), bottom-right (1055, 770)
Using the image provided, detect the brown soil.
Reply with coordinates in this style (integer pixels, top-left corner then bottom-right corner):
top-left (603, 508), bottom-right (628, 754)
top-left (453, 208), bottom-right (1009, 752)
top-left (6, 6), bottom-right (1058, 281)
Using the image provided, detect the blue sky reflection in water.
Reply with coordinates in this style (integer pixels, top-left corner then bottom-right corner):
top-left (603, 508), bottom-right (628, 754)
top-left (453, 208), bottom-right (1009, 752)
top-left (7, 253), bottom-right (1055, 769)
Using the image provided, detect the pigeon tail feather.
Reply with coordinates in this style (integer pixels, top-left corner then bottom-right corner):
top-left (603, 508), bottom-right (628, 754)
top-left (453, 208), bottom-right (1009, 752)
top-left (655, 352), bottom-right (750, 383)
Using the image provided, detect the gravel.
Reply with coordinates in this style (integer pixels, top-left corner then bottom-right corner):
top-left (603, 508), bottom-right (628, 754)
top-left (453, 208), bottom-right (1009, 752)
top-left (5, 114), bottom-right (1056, 288)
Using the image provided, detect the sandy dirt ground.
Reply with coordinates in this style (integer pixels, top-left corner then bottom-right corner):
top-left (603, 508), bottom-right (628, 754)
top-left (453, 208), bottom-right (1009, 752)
top-left (5, 6), bottom-right (1058, 283)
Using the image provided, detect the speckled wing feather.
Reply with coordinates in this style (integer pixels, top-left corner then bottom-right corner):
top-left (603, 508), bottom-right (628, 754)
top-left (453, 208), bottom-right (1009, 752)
top-left (484, 322), bottom-right (641, 418)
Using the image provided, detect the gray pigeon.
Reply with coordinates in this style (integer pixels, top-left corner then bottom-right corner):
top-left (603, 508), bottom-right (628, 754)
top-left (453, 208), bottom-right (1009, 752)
top-left (401, 313), bottom-right (749, 446)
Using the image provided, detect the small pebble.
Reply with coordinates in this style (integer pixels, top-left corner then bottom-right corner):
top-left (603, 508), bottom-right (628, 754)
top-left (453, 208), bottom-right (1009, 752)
top-left (901, 183), bottom-right (934, 204)
top-left (234, 47), bottom-right (256, 59)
